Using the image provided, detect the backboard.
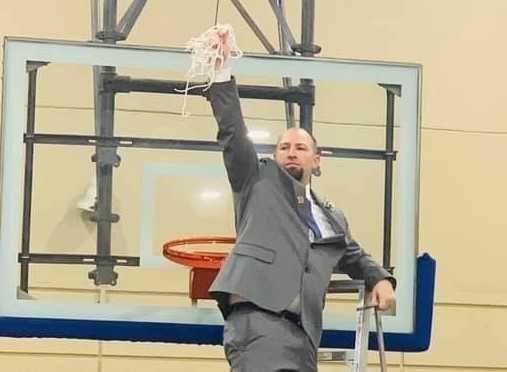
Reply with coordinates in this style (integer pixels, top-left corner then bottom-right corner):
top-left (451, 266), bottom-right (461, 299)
top-left (0, 37), bottom-right (433, 350)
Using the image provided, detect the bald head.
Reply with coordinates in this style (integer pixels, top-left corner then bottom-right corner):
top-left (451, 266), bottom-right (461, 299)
top-left (274, 128), bottom-right (321, 185)
top-left (276, 128), bottom-right (318, 153)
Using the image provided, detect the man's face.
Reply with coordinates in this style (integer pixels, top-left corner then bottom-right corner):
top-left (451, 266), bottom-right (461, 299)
top-left (274, 128), bottom-right (320, 185)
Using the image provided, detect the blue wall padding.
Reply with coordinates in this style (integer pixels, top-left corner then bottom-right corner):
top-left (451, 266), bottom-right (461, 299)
top-left (0, 254), bottom-right (435, 351)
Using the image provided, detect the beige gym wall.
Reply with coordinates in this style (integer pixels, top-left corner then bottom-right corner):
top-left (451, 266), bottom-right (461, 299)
top-left (0, 1), bottom-right (506, 371)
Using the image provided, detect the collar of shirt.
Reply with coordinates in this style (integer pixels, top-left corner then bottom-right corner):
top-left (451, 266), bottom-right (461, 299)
top-left (305, 185), bottom-right (335, 239)
top-left (305, 184), bottom-right (312, 200)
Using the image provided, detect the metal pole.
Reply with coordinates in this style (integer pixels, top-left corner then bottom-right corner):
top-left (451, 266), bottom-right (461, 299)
top-left (91, 0), bottom-right (102, 135)
top-left (29, 133), bottom-right (391, 161)
top-left (301, 0), bottom-right (316, 54)
top-left (89, 0), bottom-right (120, 285)
top-left (275, 0), bottom-right (296, 128)
top-left (374, 308), bottom-right (388, 372)
top-left (90, 0), bottom-right (101, 39)
top-left (299, 0), bottom-right (316, 131)
top-left (105, 76), bottom-right (313, 103)
top-left (383, 89), bottom-right (395, 271)
top-left (102, 0), bottom-right (118, 42)
top-left (270, 0), bottom-right (297, 49)
top-left (354, 286), bottom-right (371, 372)
top-left (19, 67), bottom-right (38, 292)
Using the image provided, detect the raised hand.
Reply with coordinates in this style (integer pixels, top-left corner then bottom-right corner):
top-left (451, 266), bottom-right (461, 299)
top-left (214, 27), bottom-right (232, 70)
top-left (177, 24), bottom-right (242, 115)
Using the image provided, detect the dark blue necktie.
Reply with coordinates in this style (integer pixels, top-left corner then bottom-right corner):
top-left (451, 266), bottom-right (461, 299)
top-left (304, 198), bottom-right (322, 240)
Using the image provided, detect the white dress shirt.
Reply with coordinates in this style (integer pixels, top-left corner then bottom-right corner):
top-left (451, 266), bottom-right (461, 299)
top-left (306, 185), bottom-right (334, 241)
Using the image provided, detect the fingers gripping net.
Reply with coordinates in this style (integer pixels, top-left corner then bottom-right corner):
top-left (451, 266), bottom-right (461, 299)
top-left (186, 24), bottom-right (242, 82)
top-left (177, 24), bottom-right (243, 116)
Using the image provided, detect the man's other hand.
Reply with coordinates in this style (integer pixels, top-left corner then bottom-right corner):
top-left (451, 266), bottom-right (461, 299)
top-left (370, 279), bottom-right (396, 311)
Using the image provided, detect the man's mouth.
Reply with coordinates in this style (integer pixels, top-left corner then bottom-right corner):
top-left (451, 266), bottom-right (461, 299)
top-left (285, 162), bottom-right (300, 168)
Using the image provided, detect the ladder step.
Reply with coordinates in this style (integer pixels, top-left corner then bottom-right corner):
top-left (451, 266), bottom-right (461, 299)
top-left (327, 279), bottom-right (365, 294)
top-left (318, 350), bottom-right (355, 362)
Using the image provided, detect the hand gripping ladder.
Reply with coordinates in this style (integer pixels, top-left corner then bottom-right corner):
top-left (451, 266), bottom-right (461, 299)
top-left (318, 280), bottom-right (388, 372)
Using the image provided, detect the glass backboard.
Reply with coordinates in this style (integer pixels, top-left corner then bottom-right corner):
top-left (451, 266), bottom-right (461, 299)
top-left (0, 37), bottom-right (430, 350)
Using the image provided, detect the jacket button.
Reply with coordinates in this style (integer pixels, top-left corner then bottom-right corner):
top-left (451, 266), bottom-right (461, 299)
top-left (305, 265), bottom-right (310, 273)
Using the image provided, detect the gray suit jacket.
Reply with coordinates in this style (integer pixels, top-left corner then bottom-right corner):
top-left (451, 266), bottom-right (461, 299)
top-left (208, 78), bottom-right (394, 348)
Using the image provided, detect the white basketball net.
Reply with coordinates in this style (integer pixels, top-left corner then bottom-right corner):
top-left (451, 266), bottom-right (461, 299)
top-left (177, 24), bottom-right (243, 116)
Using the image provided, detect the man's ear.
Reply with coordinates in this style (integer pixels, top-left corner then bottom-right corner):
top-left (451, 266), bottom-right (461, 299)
top-left (312, 154), bottom-right (321, 177)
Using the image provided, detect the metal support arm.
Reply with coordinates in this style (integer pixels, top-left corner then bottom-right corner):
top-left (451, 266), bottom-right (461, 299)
top-left (116, 0), bottom-right (148, 38)
top-left (269, 0), bottom-right (297, 50)
top-left (103, 75), bottom-right (315, 105)
top-left (230, 0), bottom-right (276, 54)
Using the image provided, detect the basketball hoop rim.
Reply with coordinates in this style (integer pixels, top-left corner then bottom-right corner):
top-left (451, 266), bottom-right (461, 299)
top-left (162, 236), bottom-right (235, 269)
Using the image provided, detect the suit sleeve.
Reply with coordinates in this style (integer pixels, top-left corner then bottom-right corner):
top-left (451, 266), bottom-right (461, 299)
top-left (208, 78), bottom-right (259, 192)
top-left (334, 213), bottom-right (396, 291)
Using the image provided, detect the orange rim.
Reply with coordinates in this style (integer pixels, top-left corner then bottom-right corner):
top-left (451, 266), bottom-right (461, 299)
top-left (162, 236), bottom-right (235, 269)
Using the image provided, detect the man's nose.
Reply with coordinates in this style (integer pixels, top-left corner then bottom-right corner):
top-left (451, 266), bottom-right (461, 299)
top-left (287, 147), bottom-right (297, 157)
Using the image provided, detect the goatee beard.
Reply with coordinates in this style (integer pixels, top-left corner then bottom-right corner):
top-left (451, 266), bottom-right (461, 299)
top-left (286, 167), bottom-right (303, 181)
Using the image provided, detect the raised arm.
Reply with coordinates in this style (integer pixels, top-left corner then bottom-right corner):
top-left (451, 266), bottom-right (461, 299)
top-left (206, 27), bottom-right (259, 192)
top-left (208, 79), bottom-right (259, 192)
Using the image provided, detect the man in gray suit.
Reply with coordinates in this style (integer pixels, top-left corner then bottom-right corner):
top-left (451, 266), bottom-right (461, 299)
top-left (207, 29), bottom-right (395, 372)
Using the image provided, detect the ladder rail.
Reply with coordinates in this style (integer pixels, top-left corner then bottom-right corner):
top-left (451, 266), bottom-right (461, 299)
top-left (374, 307), bottom-right (388, 372)
top-left (353, 285), bottom-right (371, 372)
top-left (323, 279), bottom-right (388, 372)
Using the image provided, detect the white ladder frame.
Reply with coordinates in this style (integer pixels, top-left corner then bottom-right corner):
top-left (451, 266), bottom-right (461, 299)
top-left (320, 280), bottom-right (387, 372)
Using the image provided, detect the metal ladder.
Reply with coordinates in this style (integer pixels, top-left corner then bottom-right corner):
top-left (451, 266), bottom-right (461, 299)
top-left (318, 280), bottom-right (388, 372)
